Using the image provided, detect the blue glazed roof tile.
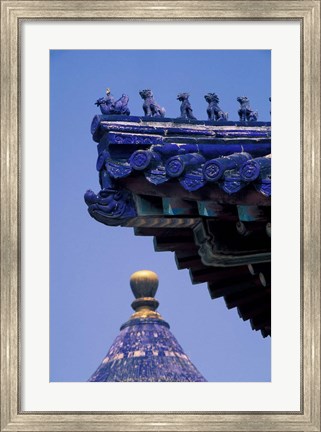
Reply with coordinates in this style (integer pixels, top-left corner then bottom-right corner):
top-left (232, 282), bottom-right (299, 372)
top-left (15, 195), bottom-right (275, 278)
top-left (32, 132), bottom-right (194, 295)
top-left (91, 116), bottom-right (271, 195)
top-left (89, 319), bottom-right (206, 382)
top-left (85, 116), bottom-right (271, 226)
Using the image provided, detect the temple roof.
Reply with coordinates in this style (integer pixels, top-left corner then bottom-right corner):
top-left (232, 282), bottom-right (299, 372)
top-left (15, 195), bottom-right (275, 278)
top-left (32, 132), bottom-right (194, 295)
top-left (91, 115), bottom-right (271, 196)
top-left (89, 271), bottom-right (206, 382)
top-left (85, 115), bottom-right (271, 337)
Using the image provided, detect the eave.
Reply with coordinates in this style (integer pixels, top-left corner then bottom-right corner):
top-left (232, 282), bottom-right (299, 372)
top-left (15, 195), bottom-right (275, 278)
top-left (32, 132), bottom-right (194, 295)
top-left (85, 115), bottom-right (271, 337)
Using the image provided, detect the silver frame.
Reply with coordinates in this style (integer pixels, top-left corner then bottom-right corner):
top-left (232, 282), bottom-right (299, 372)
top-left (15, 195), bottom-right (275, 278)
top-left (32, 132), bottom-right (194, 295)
top-left (1, 1), bottom-right (320, 430)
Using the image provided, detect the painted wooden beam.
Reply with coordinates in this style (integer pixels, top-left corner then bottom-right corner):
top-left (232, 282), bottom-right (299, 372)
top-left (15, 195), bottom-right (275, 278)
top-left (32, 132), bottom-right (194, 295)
top-left (224, 284), bottom-right (269, 309)
top-left (236, 221), bottom-right (268, 237)
top-left (197, 202), bottom-right (238, 220)
top-left (190, 265), bottom-right (249, 285)
top-left (248, 263), bottom-right (271, 275)
top-left (250, 311), bottom-right (271, 331)
top-left (237, 205), bottom-right (269, 222)
top-left (119, 176), bottom-right (271, 206)
top-left (153, 235), bottom-right (197, 252)
top-left (238, 297), bottom-right (270, 321)
top-left (133, 195), bottom-right (164, 216)
top-left (175, 254), bottom-right (204, 270)
top-left (162, 198), bottom-right (199, 216)
top-left (259, 271), bottom-right (271, 288)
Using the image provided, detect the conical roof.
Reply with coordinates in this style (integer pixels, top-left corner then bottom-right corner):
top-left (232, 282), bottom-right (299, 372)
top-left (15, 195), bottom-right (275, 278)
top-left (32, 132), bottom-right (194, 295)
top-left (89, 270), bottom-right (206, 382)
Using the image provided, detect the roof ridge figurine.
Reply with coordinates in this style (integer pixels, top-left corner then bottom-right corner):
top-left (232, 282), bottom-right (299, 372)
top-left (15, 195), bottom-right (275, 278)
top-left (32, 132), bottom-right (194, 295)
top-left (94, 88), bottom-right (115, 115)
top-left (95, 88), bottom-right (130, 116)
top-left (94, 88), bottom-right (271, 122)
top-left (139, 89), bottom-right (166, 117)
top-left (237, 96), bottom-right (258, 122)
top-left (177, 92), bottom-right (197, 120)
top-left (112, 93), bottom-right (130, 115)
top-left (204, 92), bottom-right (228, 121)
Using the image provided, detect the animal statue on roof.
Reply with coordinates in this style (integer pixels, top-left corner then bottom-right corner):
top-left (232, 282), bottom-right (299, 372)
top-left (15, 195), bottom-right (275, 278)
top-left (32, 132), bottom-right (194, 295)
top-left (237, 96), bottom-right (258, 122)
top-left (204, 93), bottom-right (228, 121)
top-left (112, 94), bottom-right (130, 115)
top-left (95, 88), bottom-right (130, 116)
top-left (177, 93), bottom-right (197, 120)
top-left (139, 89), bottom-right (166, 117)
top-left (95, 88), bottom-right (115, 115)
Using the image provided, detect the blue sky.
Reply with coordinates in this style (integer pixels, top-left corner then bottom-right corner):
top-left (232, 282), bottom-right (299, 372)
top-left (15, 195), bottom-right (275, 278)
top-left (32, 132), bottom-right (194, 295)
top-left (50, 50), bottom-right (271, 382)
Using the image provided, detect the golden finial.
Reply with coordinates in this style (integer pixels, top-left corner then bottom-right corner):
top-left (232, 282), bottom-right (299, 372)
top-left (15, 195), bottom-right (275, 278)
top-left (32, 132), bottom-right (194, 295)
top-left (130, 270), bottom-right (158, 298)
top-left (129, 270), bottom-right (162, 320)
top-left (106, 88), bottom-right (111, 95)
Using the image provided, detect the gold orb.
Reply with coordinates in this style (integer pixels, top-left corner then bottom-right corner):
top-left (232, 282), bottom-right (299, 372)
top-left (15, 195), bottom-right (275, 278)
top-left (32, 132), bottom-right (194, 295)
top-left (130, 270), bottom-right (159, 299)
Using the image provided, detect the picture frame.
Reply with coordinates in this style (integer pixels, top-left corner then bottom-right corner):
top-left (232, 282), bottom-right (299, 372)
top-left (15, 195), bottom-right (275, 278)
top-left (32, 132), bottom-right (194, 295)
top-left (1, 1), bottom-right (320, 431)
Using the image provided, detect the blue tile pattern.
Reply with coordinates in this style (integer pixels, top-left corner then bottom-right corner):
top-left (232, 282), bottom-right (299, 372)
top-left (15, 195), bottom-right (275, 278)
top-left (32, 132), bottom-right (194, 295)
top-left (89, 318), bottom-right (207, 382)
top-left (85, 115), bottom-right (271, 226)
top-left (90, 116), bottom-right (271, 195)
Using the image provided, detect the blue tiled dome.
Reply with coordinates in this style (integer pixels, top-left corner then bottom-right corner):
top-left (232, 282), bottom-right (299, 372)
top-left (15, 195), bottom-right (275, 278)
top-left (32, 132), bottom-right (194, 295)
top-left (89, 271), bottom-right (206, 382)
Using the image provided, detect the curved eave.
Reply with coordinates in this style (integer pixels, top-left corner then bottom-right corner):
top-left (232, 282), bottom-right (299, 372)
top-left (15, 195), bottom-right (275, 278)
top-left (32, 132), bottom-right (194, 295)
top-left (85, 116), bottom-right (271, 338)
